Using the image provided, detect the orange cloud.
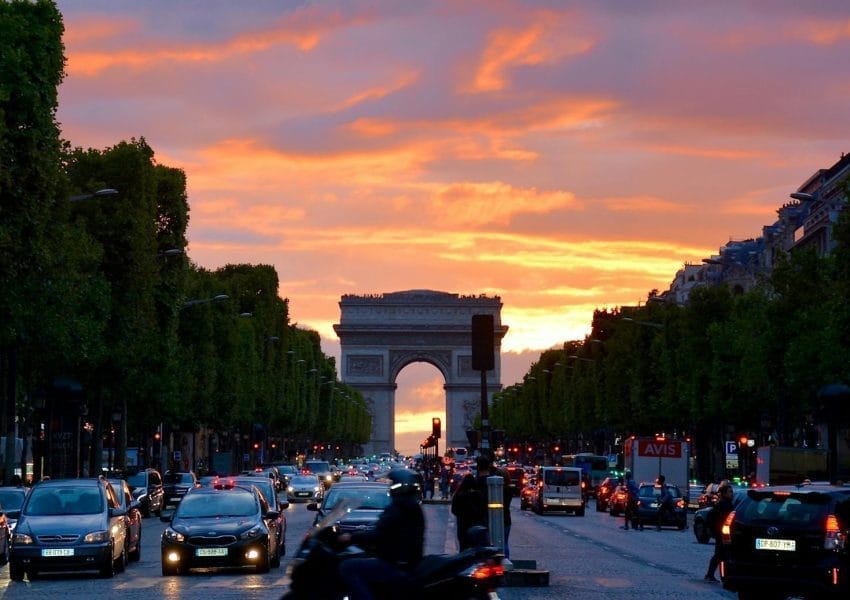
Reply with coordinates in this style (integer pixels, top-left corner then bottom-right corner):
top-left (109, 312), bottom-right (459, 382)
top-left (468, 11), bottom-right (594, 93)
top-left (428, 182), bottom-right (576, 226)
top-left (603, 195), bottom-right (692, 213)
top-left (66, 8), bottom-right (364, 76)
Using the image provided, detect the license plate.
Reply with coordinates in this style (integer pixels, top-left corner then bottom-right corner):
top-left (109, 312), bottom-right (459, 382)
top-left (296, 492), bottom-right (309, 496)
top-left (755, 538), bottom-right (796, 551)
top-left (42, 548), bottom-right (74, 557)
top-left (196, 547), bottom-right (228, 557)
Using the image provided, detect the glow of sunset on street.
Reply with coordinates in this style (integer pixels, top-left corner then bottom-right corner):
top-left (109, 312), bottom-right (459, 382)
top-left (55, 1), bottom-right (850, 455)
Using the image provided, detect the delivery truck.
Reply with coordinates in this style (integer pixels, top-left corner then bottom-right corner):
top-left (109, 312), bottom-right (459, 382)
top-left (754, 446), bottom-right (828, 486)
top-left (624, 436), bottom-right (690, 494)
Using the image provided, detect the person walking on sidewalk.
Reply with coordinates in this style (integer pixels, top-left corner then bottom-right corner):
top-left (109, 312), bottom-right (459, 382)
top-left (704, 481), bottom-right (735, 582)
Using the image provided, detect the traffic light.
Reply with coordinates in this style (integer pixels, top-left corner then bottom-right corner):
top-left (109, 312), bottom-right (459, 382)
top-left (432, 417), bottom-right (441, 439)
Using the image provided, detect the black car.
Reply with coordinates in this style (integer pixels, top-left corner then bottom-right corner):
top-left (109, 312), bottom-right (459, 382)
top-left (160, 485), bottom-right (280, 575)
top-left (125, 468), bottom-right (164, 517)
top-left (10, 477), bottom-right (127, 580)
top-left (226, 476), bottom-right (289, 565)
top-left (302, 460), bottom-right (334, 489)
top-left (163, 471), bottom-right (199, 508)
top-left (634, 482), bottom-right (687, 529)
top-left (307, 481), bottom-right (390, 533)
top-left (693, 488), bottom-right (747, 544)
top-left (720, 483), bottom-right (850, 599)
top-left (595, 476), bottom-right (620, 512)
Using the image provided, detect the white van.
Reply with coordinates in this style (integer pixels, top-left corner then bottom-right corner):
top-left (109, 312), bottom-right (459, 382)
top-left (535, 466), bottom-right (585, 515)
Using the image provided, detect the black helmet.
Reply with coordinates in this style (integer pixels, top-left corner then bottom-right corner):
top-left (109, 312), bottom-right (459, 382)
top-left (387, 469), bottom-right (420, 497)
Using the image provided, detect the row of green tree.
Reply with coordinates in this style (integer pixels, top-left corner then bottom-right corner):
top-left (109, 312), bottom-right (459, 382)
top-left (0, 1), bottom-right (370, 482)
top-left (492, 187), bottom-right (850, 479)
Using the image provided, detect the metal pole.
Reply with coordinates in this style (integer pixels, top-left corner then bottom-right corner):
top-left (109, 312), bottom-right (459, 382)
top-left (480, 369), bottom-right (490, 458)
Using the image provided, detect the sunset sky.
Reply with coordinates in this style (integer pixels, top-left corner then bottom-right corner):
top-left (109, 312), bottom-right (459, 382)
top-left (54, 1), bottom-right (850, 455)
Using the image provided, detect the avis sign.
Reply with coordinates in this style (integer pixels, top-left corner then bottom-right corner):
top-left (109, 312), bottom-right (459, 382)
top-left (636, 440), bottom-right (683, 458)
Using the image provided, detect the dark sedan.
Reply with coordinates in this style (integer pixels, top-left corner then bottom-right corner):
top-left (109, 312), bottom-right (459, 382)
top-left (307, 481), bottom-right (390, 533)
top-left (692, 488), bottom-right (747, 543)
top-left (634, 482), bottom-right (687, 530)
top-left (595, 476), bottom-right (620, 512)
top-left (108, 478), bottom-right (143, 562)
top-left (160, 485), bottom-right (280, 575)
top-left (10, 478), bottom-right (127, 580)
top-left (124, 468), bottom-right (164, 517)
top-left (225, 476), bottom-right (289, 564)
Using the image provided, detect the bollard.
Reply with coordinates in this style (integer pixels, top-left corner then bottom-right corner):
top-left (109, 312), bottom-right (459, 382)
top-left (487, 475), bottom-right (505, 554)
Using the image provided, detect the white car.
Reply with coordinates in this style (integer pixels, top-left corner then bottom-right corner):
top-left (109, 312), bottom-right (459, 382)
top-left (287, 475), bottom-right (323, 502)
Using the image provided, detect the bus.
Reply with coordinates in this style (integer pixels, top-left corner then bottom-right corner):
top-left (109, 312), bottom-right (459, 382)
top-left (561, 453), bottom-right (610, 495)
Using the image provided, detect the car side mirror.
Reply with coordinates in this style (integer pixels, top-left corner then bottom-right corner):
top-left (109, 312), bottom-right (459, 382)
top-left (306, 502), bottom-right (318, 511)
top-left (108, 507), bottom-right (126, 518)
top-left (265, 510), bottom-right (280, 520)
top-left (160, 509), bottom-right (175, 522)
top-left (279, 499), bottom-right (290, 510)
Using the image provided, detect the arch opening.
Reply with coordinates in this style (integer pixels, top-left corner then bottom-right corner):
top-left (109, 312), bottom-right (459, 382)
top-left (394, 362), bottom-right (446, 457)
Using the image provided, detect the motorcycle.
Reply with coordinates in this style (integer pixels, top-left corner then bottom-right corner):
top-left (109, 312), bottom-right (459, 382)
top-left (281, 500), bottom-right (504, 599)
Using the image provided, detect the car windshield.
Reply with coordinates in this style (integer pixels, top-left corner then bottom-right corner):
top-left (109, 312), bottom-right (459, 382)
top-left (25, 487), bottom-right (102, 516)
top-left (177, 492), bottom-right (257, 518)
top-left (544, 470), bottom-right (579, 486)
top-left (291, 475), bottom-right (319, 486)
top-left (165, 473), bottom-right (194, 485)
top-left (304, 461), bottom-right (330, 473)
top-left (740, 492), bottom-right (830, 524)
top-left (231, 479), bottom-right (274, 501)
top-left (126, 473), bottom-right (146, 487)
top-left (278, 465), bottom-right (298, 475)
top-left (0, 490), bottom-right (26, 510)
top-left (323, 487), bottom-right (390, 511)
top-left (640, 484), bottom-right (680, 498)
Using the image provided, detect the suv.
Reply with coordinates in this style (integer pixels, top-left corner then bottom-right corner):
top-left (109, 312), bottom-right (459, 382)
top-left (302, 460), bottom-right (334, 489)
top-left (10, 478), bottom-right (128, 580)
top-left (163, 471), bottom-right (200, 508)
top-left (125, 468), bottom-right (164, 517)
top-left (721, 483), bottom-right (850, 599)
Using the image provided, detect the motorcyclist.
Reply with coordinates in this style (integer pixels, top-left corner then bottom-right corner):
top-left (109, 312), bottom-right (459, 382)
top-left (338, 468), bottom-right (425, 600)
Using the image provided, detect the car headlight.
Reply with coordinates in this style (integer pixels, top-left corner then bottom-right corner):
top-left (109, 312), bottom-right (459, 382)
top-left (314, 486), bottom-right (321, 493)
top-left (12, 532), bottom-right (33, 545)
top-left (163, 528), bottom-right (185, 543)
top-left (84, 530), bottom-right (110, 543)
top-left (287, 486), bottom-right (294, 493)
top-left (239, 525), bottom-right (262, 540)
top-left (325, 475), bottom-right (333, 482)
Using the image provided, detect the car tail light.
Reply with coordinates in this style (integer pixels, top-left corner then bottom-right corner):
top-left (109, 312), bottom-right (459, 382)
top-left (825, 514), bottom-right (844, 550)
top-left (676, 498), bottom-right (686, 509)
top-left (721, 510), bottom-right (735, 543)
top-left (468, 559), bottom-right (505, 580)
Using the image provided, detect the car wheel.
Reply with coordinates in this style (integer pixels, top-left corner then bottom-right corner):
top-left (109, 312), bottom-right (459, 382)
top-left (130, 531), bottom-right (141, 562)
top-left (162, 561), bottom-right (179, 576)
top-left (26, 570), bottom-right (37, 581)
top-left (595, 500), bottom-right (605, 512)
top-left (693, 519), bottom-right (710, 543)
top-left (0, 534), bottom-right (8, 565)
top-left (100, 545), bottom-right (116, 578)
top-left (256, 547), bottom-right (271, 574)
top-left (576, 507), bottom-right (585, 517)
top-left (115, 543), bottom-right (127, 573)
top-left (271, 542), bottom-right (281, 568)
top-left (9, 563), bottom-right (24, 581)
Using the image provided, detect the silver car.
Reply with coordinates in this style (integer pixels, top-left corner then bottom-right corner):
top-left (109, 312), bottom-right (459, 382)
top-left (286, 475), bottom-right (323, 502)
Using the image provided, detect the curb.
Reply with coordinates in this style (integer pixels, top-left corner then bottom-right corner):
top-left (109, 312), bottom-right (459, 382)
top-left (503, 559), bottom-right (550, 587)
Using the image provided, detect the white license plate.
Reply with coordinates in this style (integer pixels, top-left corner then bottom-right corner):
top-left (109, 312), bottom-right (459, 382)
top-left (196, 547), bottom-right (228, 557)
top-left (755, 538), bottom-right (796, 551)
top-left (42, 548), bottom-right (74, 557)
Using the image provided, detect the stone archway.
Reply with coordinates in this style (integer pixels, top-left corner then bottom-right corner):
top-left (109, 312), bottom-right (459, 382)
top-left (333, 290), bottom-right (508, 456)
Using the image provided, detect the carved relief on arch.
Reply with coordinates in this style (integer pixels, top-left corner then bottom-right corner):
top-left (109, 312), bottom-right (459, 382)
top-left (347, 355), bottom-right (383, 377)
top-left (389, 349), bottom-right (451, 380)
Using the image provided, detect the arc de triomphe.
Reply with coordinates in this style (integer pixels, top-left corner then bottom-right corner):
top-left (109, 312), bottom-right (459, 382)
top-left (333, 290), bottom-right (508, 456)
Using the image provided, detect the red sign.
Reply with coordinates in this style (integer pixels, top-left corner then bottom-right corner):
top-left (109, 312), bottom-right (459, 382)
top-left (636, 440), bottom-right (682, 458)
